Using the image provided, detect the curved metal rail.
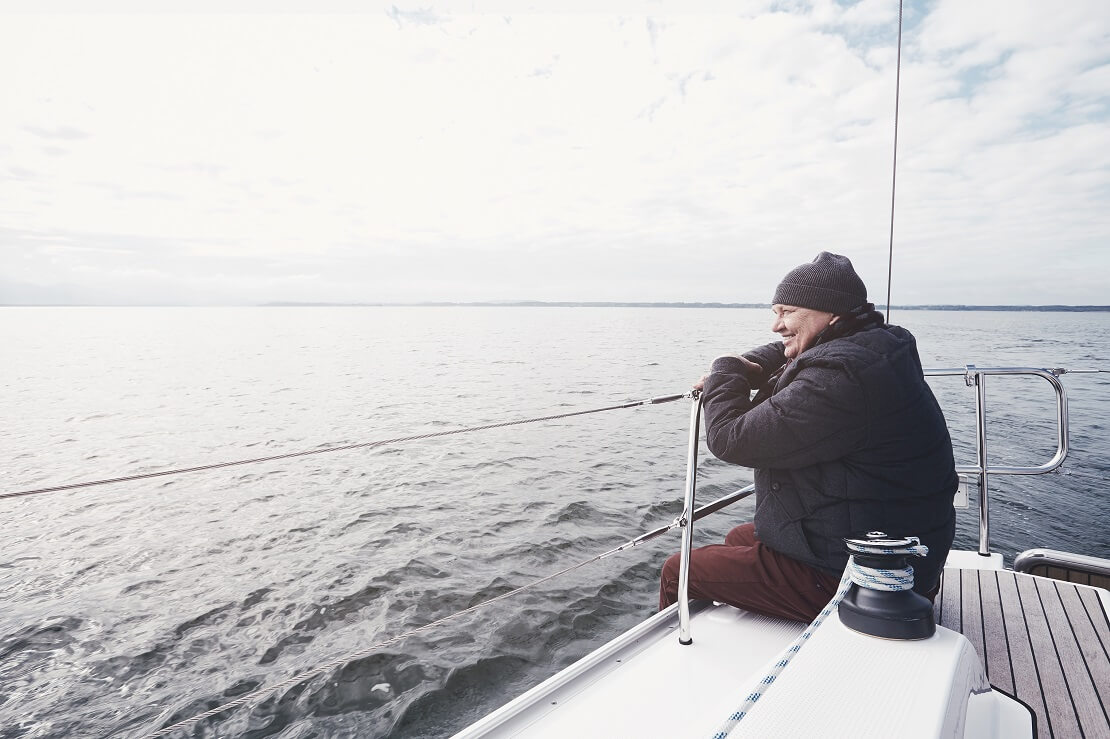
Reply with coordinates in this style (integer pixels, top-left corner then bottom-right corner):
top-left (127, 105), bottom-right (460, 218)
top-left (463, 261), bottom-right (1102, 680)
top-left (1013, 548), bottom-right (1110, 578)
top-left (924, 366), bottom-right (1069, 556)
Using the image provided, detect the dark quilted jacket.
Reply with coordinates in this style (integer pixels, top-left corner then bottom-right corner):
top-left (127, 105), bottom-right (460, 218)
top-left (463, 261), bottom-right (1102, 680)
top-left (701, 324), bottom-right (957, 594)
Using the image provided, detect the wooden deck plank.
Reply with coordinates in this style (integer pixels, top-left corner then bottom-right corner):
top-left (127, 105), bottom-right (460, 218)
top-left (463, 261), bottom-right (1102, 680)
top-left (940, 567), bottom-right (961, 633)
top-left (939, 568), bottom-right (1110, 739)
top-left (1078, 585), bottom-right (1110, 670)
top-left (1055, 582), bottom-right (1110, 730)
top-left (933, 573), bottom-right (944, 624)
top-left (1035, 577), bottom-right (1109, 738)
top-left (1067, 569), bottom-right (1092, 586)
top-left (995, 571), bottom-right (1051, 734)
top-left (1016, 573), bottom-right (1081, 738)
top-left (1077, 586), bottom-right (1110, 663)
top-left (1047, 566), bottom-right (1070, 582)
top-left (978, 570), bottom-right (1015, 695)
top-left (960, 570), bottom-right (987, 681)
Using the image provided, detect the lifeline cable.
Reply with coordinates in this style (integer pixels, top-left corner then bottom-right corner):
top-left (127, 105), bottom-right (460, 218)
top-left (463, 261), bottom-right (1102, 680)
top-left (144, 484), bottom-right (755, 737)
top-left (710, 537), bottom-right (928, 738)
top-left (884, 0), bottom-right (904, 325)
top-left (2, 392), bottom-right (688, 502)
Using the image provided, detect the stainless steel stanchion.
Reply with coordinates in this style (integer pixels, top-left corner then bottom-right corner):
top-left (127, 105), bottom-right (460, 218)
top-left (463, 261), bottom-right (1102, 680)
top-left (677, 391), bottom-right (703, 644)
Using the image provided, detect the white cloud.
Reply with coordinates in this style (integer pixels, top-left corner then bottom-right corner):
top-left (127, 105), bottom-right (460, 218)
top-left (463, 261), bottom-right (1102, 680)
top-left (0, 2), bottom-right (1107, 305)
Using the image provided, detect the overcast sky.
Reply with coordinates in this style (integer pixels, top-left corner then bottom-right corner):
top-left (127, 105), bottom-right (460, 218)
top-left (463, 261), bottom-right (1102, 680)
top-left (1, 1), bottom-right (1107, 306)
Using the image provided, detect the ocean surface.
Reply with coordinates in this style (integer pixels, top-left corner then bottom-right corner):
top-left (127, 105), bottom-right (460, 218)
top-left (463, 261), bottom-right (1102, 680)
top-left (2, 306), bottom-right (1108, 738)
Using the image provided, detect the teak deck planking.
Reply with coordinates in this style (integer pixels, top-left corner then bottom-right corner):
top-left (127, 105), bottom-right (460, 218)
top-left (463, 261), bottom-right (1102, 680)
top-left (935, 568), bottom-right (1110, 739)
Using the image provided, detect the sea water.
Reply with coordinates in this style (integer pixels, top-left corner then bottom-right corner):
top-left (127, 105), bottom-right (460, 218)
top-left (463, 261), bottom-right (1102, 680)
top-left (1, 307), bottom-right (1108, 737)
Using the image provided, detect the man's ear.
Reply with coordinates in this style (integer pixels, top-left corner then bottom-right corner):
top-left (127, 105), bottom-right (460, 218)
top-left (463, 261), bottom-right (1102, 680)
top-left (829, 315), bottom-right (840, 325)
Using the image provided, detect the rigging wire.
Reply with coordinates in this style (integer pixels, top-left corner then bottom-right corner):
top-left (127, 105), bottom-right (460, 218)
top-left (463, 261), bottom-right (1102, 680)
top-left (885, 0), bottom-right (904, 324)
top-left (1, 392), bottom-right (688, 502)
top-left (145, 484), bottom-right (755, 737)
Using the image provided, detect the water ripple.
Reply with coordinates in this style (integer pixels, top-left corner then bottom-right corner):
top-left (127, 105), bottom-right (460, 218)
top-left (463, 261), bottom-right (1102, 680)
top-left (1, 307), bottom-right (1107, 737)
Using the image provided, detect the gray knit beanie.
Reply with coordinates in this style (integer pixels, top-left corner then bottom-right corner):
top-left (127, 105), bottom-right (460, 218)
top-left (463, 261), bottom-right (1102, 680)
top-left (771, 252), bottom-right (868, 314)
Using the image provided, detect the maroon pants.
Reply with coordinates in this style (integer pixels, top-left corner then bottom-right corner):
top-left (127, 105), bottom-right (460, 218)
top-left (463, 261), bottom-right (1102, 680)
top-left (659, 522), bottom-right (843, 622)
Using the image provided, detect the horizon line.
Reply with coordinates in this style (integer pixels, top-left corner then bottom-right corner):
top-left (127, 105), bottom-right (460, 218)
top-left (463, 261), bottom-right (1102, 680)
top-left (3, 301), bottom-right (1110, 312)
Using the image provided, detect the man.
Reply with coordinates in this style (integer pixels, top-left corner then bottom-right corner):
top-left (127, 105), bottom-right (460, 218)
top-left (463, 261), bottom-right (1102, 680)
top-left (659, 252), bottom-right (957, 622)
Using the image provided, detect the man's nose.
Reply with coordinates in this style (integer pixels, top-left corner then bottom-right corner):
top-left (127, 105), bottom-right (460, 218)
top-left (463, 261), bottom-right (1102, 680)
top-left (771, 316), bottom-right (784, 333)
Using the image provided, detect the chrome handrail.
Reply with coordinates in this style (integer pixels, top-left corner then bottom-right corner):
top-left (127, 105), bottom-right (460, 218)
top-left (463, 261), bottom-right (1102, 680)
top-left (1014, 548), bottom-right (1110, 578)
top-left (924, 366), bottom-right (1069, 555)
top-left (676, 392), bottom-right (703, 644)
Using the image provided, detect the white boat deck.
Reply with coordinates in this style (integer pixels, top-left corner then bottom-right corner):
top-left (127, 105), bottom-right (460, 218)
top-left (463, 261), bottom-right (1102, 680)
top-left (455, 601), bottom-right (806, 737)
top-left (455, 581), bottom-right (1024, 738)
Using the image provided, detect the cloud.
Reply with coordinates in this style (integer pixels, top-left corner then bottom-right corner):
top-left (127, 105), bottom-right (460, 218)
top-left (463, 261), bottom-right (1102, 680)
top-left (0, 5), bottom-right (1106, 305)
top-left (22, 125), bottom-right (90, 140)
top-left (387, 5), bottom-right (446, 28)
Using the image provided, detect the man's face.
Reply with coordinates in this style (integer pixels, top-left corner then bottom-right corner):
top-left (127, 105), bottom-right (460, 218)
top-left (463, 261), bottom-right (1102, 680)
top-left (771, 304), bottom-right (835, 359)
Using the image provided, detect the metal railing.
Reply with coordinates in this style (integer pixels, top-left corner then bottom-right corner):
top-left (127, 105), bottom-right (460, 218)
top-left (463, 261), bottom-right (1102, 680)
top-left (924, 366), bottom-right (1069, 556)
top-left (1014, 549), bottom-right (1110, 578)
top-left (675, 365), bottom-right (1075, 642)
top-left (676, 393), bottom-right (703, 644)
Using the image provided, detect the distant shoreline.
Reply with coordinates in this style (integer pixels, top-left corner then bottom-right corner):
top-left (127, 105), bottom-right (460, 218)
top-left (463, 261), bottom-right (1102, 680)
top-left (260, 301), bottom-right (1110, 312)
top-left (6, 301), bottom-right (1108, 312)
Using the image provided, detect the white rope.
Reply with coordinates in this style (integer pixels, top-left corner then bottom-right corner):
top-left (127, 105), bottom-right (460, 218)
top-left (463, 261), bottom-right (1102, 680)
top-left (710, 537), bottom-right (928, 739)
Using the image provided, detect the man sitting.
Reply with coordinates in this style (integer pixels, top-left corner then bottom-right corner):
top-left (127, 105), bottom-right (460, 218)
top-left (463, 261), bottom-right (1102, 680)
top-left (659, 252), bottom-right (957, 621)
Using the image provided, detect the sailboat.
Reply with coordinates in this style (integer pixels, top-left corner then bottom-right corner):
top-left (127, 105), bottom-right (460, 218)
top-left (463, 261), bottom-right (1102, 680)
top-left (448, 1), bottom-right (1110, 735)
top-left (453, 365), bottom-right (1110, 737)
top-left (5, 6), bottom-right (1107, 738)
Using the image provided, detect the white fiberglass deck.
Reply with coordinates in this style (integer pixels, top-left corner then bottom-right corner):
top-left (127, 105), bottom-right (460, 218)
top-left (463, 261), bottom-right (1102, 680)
top-left (455, 601), bottom-right (805, 737)
top-left (454, 594), bottom-right (1015, 738)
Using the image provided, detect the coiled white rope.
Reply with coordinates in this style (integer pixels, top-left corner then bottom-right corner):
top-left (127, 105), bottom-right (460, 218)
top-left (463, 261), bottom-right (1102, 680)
top-left (710, 537), bottom-right (928, 739)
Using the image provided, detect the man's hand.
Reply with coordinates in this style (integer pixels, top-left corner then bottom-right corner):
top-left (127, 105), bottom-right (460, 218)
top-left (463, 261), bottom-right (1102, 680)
top-left (694, 355), bottom-right (762, 390)
top-left (735, 355), bottom-right (763, 374)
